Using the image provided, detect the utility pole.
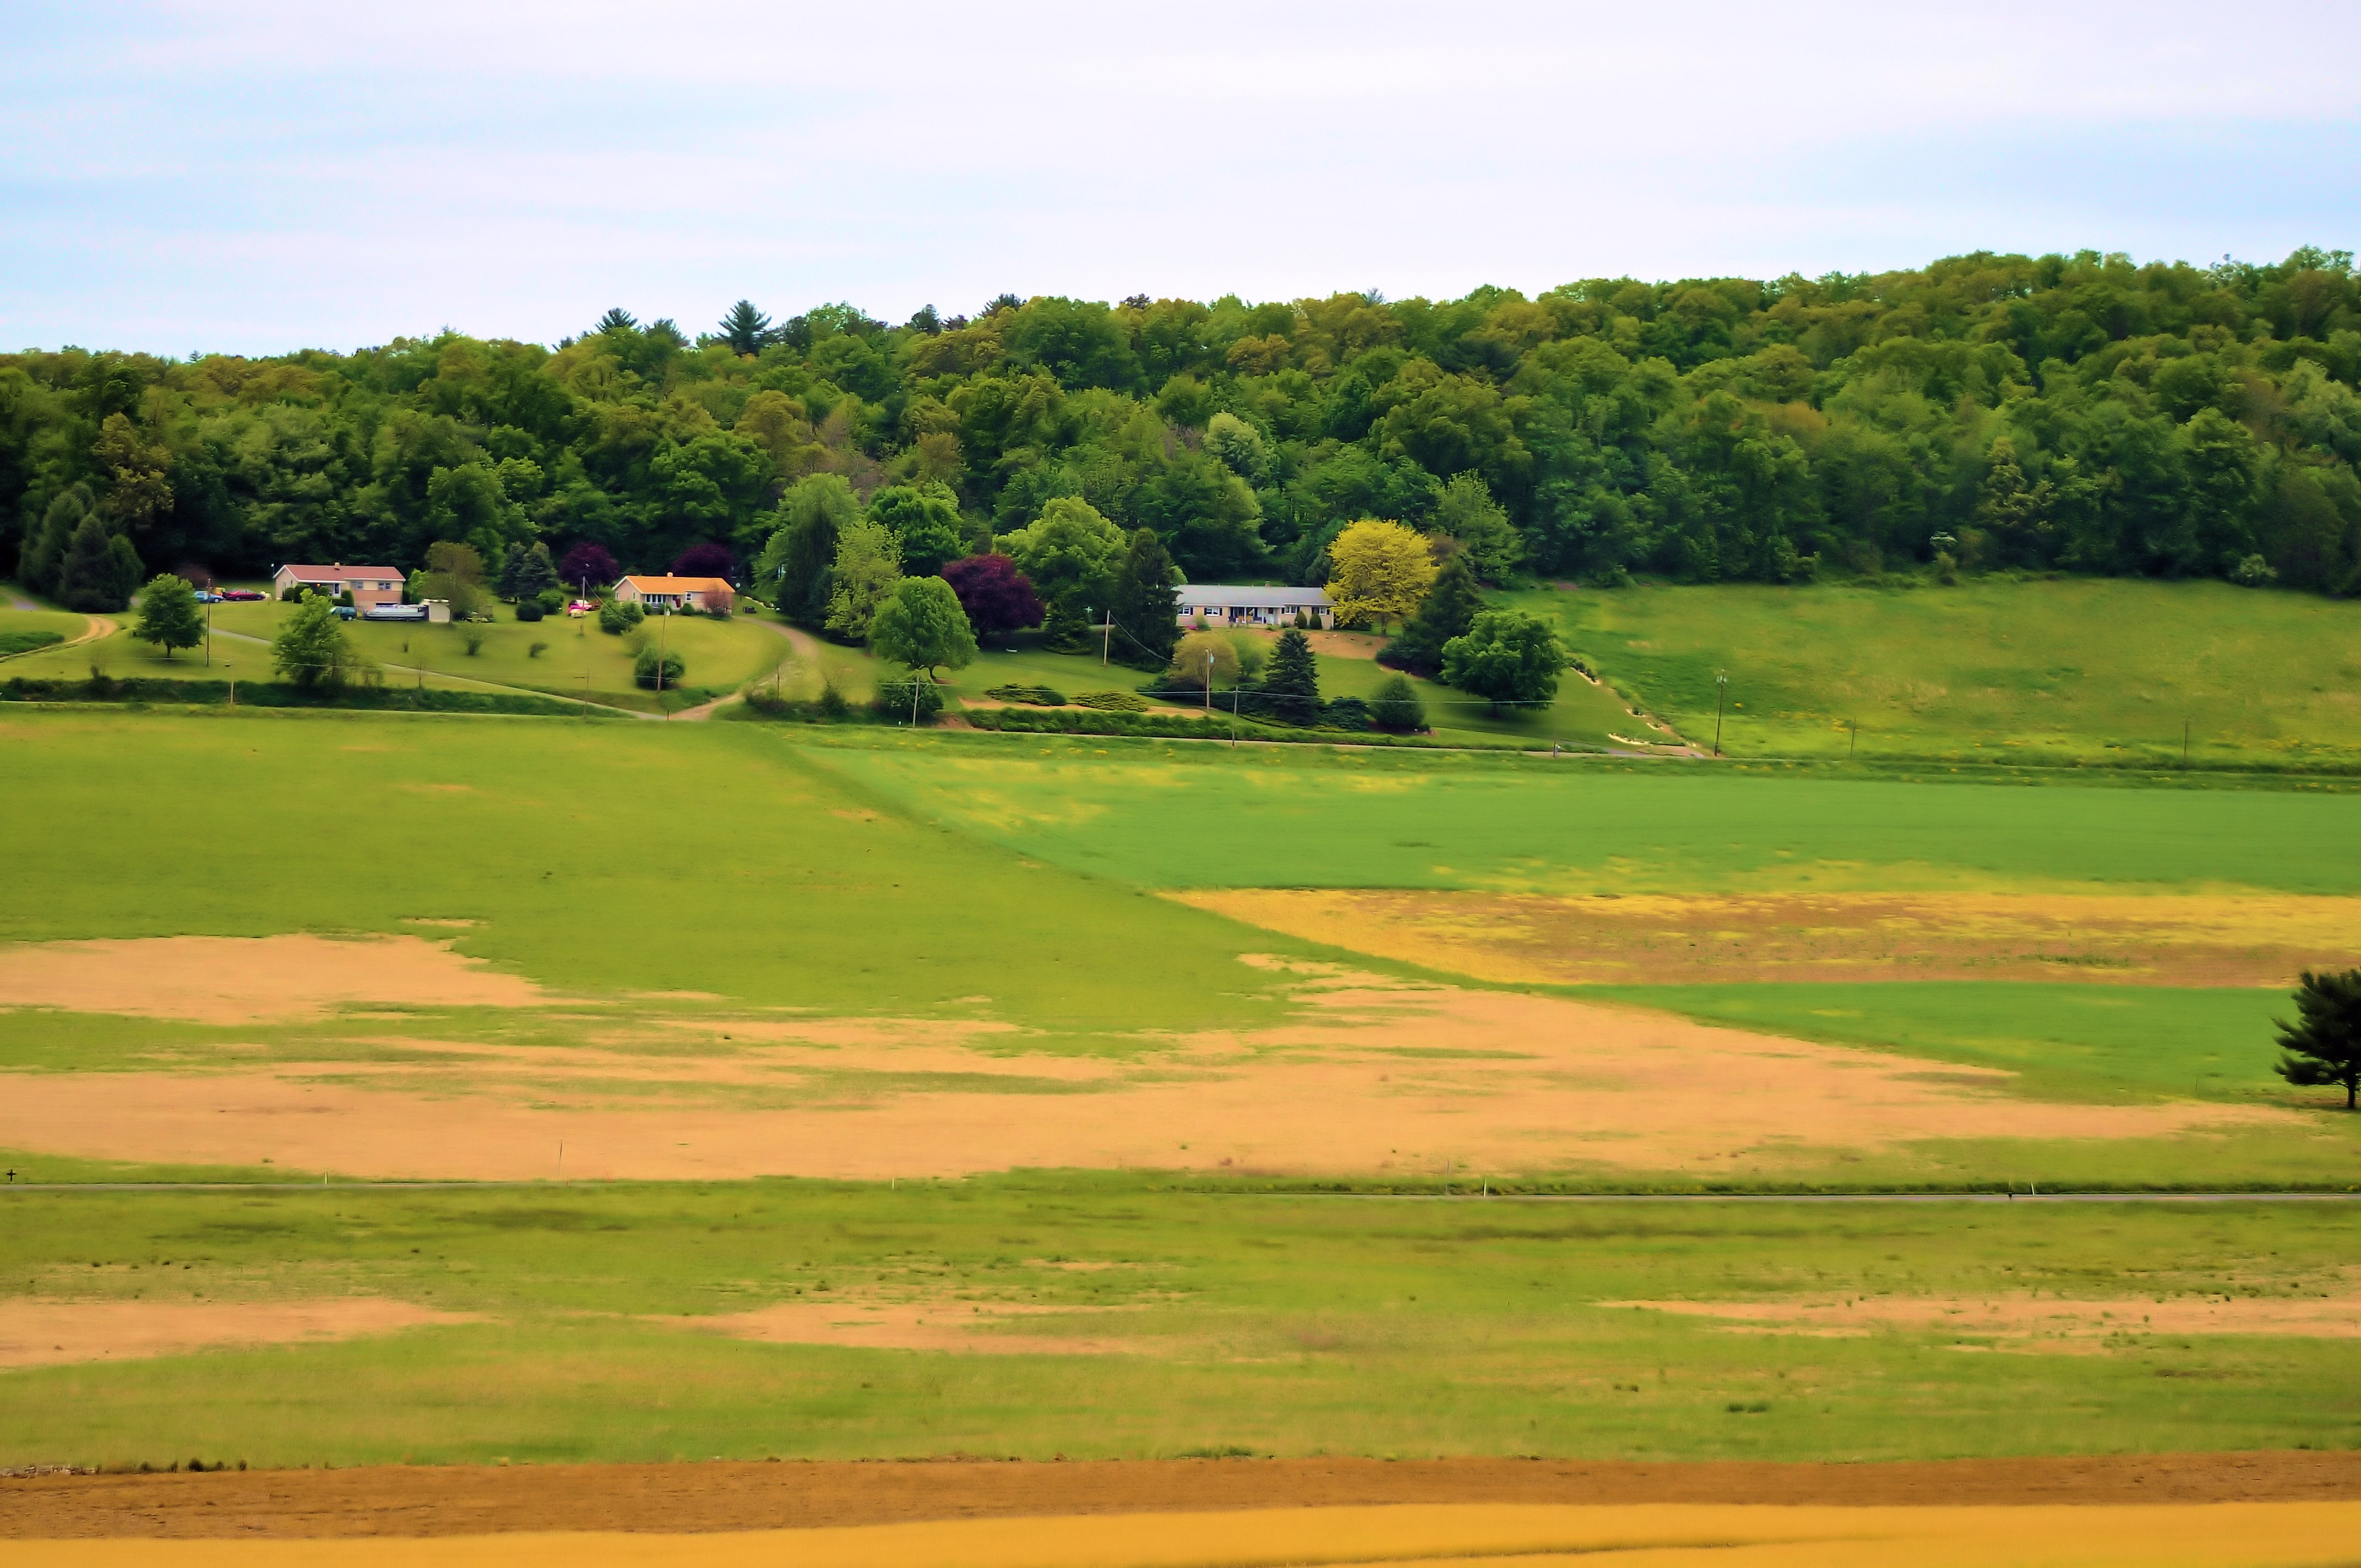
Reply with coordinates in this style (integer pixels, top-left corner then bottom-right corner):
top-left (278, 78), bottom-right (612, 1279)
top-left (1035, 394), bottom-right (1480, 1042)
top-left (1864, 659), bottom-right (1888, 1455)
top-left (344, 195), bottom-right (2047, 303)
top-left (1713, 672), bottom-right (1728, 758)
top-left (1205, 650), bottom-right (1213, 717)
top-left (1102, 608), bottom-right (1113, 667)
top-left (657, 606), bottom-right (668, 718)
top-left (225, 660), bottom-right (235, 708)
top-left (910, 672), bottom-right (921, 727)
top-left (204, 601), bottom-right (213, 668)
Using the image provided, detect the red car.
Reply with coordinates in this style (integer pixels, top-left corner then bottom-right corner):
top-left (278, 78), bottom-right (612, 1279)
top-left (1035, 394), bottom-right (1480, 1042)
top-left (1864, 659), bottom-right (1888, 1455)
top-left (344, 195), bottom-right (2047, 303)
top-left (218, 589), bottom-right (266, 602)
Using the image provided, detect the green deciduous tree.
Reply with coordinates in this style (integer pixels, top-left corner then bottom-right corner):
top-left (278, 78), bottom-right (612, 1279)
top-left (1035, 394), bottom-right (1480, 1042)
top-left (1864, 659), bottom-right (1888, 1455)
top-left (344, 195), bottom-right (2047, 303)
top-left (759, 473), bottom-right (861, 625)
top-left (422, 540), bottom-right (489, 620)
top-left (135, 573), bottom-right (204, 658)
top-left (1107, 527), bottom-right (1182, 669)
top-left (1263, 626), bottom-right (1321, 725)
top-left (1440, 608), bottom-right (1566, 714)
top-left (272, 591), bottom-right (365, 689)
top-left (2273, 968), bottom-right (2361, 1109)
top-left (866, 483), bottom-right (967, 577)
top-left (825, 516), bottom-right (903, 642)
top-left (1381, 552), bottom-right (1486, 676)
top-left (994, 496), bottom-right (1124, 622)
top-left (868, 574), bottom-right (977, 678)
top-left (1432, 472), bottom-right (1523, 582)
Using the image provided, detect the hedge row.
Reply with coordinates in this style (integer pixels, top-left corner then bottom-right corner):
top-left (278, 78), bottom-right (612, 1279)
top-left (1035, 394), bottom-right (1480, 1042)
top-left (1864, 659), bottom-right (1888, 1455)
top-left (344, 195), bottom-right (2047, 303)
top-left (0, 676), bottom-right (619, 718)
top-left (965, 705), bottom-right (1438, 746)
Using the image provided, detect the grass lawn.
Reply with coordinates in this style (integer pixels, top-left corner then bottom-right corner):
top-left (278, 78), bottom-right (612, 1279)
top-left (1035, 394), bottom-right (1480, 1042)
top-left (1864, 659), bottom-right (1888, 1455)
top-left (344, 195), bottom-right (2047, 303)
top-left (928, 629), bottom-right (1647, 750)
top-left (2, 1183), bottom-right (2357, 1468)
top-left (1505, 578), bottom-right (2361, 769)
top-left (6, 598), bottom-right (792, 712)
top-left (812, 736), bottom-right (2361, 896)
top-left (0, 606), bottom-right (85, 658)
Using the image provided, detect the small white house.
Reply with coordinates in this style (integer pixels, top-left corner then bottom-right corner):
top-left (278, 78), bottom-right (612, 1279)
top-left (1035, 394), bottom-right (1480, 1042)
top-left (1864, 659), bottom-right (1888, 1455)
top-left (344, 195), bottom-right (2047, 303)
top-left (613, 574), bottom-right (735, 613)
top-left (1174, 585), bottom-right (1334, 630)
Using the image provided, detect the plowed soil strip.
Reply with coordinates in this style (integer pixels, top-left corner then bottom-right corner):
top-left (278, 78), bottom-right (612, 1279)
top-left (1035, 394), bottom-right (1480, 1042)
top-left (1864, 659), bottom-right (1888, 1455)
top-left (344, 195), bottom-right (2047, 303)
top-left (8, 1452), bottom-right (2360, 1539)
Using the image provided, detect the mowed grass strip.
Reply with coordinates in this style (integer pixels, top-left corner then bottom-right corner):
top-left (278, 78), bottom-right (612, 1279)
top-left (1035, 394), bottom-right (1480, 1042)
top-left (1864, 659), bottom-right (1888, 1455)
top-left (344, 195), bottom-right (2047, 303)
top-left (810, 734), bottom-right (2361, 896)
top-left (0, 711), bottom-right (1303, 1032)
top-left (2, 1185), bottom-right (2358, 1467)
top-left (1510, 578), bottom-right (2361, 769)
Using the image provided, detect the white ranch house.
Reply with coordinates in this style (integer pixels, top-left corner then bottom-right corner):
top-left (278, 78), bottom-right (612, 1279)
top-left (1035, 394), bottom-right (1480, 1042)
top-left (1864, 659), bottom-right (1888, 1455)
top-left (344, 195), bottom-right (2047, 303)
top-left (612, 574), bottom-right (735, 612)
top-left (1174, 585), bottom-right (1334, 629)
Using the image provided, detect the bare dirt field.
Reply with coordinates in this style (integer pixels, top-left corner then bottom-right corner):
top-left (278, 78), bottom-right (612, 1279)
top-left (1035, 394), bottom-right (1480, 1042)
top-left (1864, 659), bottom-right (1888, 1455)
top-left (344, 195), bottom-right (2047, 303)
top-left (7, 1452), bottom-right (2360, 1541)
top-left (1178, 890), bottom-right (2361, 988)
top-left (1609, 1276), bottom-right (2361, 1344)
top-left (685, 1299), bottom-right (1150, 1356)
top-left (0, 967), bottom-right (2293, 1180)
top-left (0, 1299), bottom-right (473, 1370)
top-left (0, 936), bottom-right (545, 1023)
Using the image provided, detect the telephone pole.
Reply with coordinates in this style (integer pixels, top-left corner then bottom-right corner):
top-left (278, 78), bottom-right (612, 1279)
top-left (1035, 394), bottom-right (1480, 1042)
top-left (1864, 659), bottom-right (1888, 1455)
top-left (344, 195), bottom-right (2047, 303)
top-left (1713, 673), bottom-right (1728, 757)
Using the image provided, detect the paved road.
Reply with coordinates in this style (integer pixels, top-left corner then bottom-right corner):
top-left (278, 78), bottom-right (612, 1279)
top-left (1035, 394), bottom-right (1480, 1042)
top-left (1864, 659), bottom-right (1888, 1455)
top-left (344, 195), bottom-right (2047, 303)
top-left (0, 1180), bottom-right (2352, 1200)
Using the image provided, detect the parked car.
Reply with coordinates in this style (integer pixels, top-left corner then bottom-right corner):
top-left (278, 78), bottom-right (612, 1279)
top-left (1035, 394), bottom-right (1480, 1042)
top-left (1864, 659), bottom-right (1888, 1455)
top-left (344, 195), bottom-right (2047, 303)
top-left (194, 591), bottom-right (224, 603)
top-left (331, 604), bottom-right (357, 620)
top-left (219, 589), bottom-right (265, 601)
top-left (362, 603), bottom-right (429, 622)
top-left (567, 600), bottom-right (594, 617)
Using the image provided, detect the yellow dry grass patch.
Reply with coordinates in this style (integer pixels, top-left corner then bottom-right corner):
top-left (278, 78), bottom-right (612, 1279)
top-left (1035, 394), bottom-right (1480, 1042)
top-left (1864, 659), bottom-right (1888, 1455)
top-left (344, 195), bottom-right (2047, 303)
top-left (1180, 889), bottom-right (2361, 987)
top-left (0, 935), bottom-right (545, 1023)
top-left (0, 1298), bottom-right (474, 1370)
top-left (0, 968), bottom-right (2294, 1181)
top-left (18, 1502), bottom-right (2361, 1566)
top-left (1610, 1276), bottom-right (2361, 1346)
top-left (681, 1298), bottom-right (1151, 1356)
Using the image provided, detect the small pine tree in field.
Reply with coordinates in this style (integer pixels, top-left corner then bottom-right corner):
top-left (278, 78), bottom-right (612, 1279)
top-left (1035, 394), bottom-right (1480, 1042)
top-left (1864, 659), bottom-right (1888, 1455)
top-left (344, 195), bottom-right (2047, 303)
top-left (1368, 673), bottom-right (1427, 733)
top-left (2274, 968), bottom-right (2361, 1109)
top-left (1263, 627), bottom-right (1320, 726)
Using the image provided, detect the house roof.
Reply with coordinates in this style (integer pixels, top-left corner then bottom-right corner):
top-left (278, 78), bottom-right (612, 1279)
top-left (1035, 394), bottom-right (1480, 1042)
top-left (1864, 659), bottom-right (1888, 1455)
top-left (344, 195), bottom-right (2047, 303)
top-left (617, 575), bottom-right (733, 594)
top-left (1173, 585), bottom-right (1332, 607)
top-left (279, 564), bottom-right (401, 581)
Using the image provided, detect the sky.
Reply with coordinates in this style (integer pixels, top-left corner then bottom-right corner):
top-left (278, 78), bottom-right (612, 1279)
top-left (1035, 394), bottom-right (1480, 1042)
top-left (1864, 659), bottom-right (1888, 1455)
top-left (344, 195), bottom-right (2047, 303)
top-left (3, 0), bottom-right (2357, 355)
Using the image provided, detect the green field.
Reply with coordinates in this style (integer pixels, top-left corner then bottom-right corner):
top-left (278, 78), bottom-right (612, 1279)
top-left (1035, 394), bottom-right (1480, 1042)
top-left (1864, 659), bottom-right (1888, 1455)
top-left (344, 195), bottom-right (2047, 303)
top-left (1509, 578), bottom-right (2361, 769)
top-left (3, 1184), bottom-right (2357, 1469)
top-left (815, 735), bottom-right (2361, 895)
top-left (6, 704), bottom-right (2361, 1469)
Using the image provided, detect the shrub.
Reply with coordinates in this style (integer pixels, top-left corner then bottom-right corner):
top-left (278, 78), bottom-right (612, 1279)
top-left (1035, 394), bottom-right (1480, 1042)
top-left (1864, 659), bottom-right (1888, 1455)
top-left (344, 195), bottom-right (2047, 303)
top-left (1368, 674), bottom-right (1427, 732)
top-left (2233, 553), bottom-right (2278, 587)
top-left (536, 587), bottom-right (567, 613)
top-left (818, 679), bottom-right (851, 718)
top-left (633, 644), bottom-right (686, 689)
top-left (983, 683), bottom-right (1066, 706)
top-left (527, 640), bottom-right (550, 659)
top-left (515, 600), bottom-right (545, 623)
top-left (1075, 689), bottom-right (1151, 712)
top-left (1324, 695), bottom-right (1372, 731)
top-left (599, 598), bottom-right (644, 634)
top-left (461, 627), bottom-right (487, 656)
top-left (872, 671), bottom-right (944, 723)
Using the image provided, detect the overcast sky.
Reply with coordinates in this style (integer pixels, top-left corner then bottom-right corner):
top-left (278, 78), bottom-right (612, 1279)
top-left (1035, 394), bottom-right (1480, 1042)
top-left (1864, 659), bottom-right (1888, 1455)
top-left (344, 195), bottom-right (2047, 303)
top-left (4, 1), bottom-right (2357, 355)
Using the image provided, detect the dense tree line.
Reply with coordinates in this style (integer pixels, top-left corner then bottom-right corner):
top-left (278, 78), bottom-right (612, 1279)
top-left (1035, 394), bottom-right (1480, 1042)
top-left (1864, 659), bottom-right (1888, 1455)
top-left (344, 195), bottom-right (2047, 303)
top-left (5, 249), bottom-right (2359, 607)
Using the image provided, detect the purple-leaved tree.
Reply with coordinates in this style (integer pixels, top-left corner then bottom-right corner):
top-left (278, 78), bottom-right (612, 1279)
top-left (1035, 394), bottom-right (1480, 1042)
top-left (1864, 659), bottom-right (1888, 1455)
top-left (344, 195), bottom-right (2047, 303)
top-left (940, 553), bottom-right (1044, 636)
top-left (671, 541), bottom-right (738, 582)
top-left (557, 542), bottom-right (621, 595)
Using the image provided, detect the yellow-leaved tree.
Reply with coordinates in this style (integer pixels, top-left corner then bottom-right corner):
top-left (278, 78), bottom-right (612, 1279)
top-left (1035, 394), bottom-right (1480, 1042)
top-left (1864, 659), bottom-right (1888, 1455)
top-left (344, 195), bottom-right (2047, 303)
top-left (1325, 519), bottom-right (1438, 631)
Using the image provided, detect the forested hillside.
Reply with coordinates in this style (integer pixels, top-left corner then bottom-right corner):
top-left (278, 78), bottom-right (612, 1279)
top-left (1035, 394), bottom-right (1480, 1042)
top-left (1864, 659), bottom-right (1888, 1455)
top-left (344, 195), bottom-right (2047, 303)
top-left (5, 248), bottom-right (2358, 601)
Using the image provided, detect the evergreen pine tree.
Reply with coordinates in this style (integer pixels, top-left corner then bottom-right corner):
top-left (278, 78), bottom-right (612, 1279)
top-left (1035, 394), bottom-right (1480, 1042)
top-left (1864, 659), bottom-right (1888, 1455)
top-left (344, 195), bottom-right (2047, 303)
top-left (497, 541), bottom-right (560, 601)
top-left (20, 488), bottom-right (89, 597)
top-left (1264, 627), bottom-right (1321, 726)
top-left (1107, 528), bottom-right (1181, 669)
top-left (57, 512), bottom-right (139, 612)
top-left (1381, 553), bottom-right (1485, 677)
